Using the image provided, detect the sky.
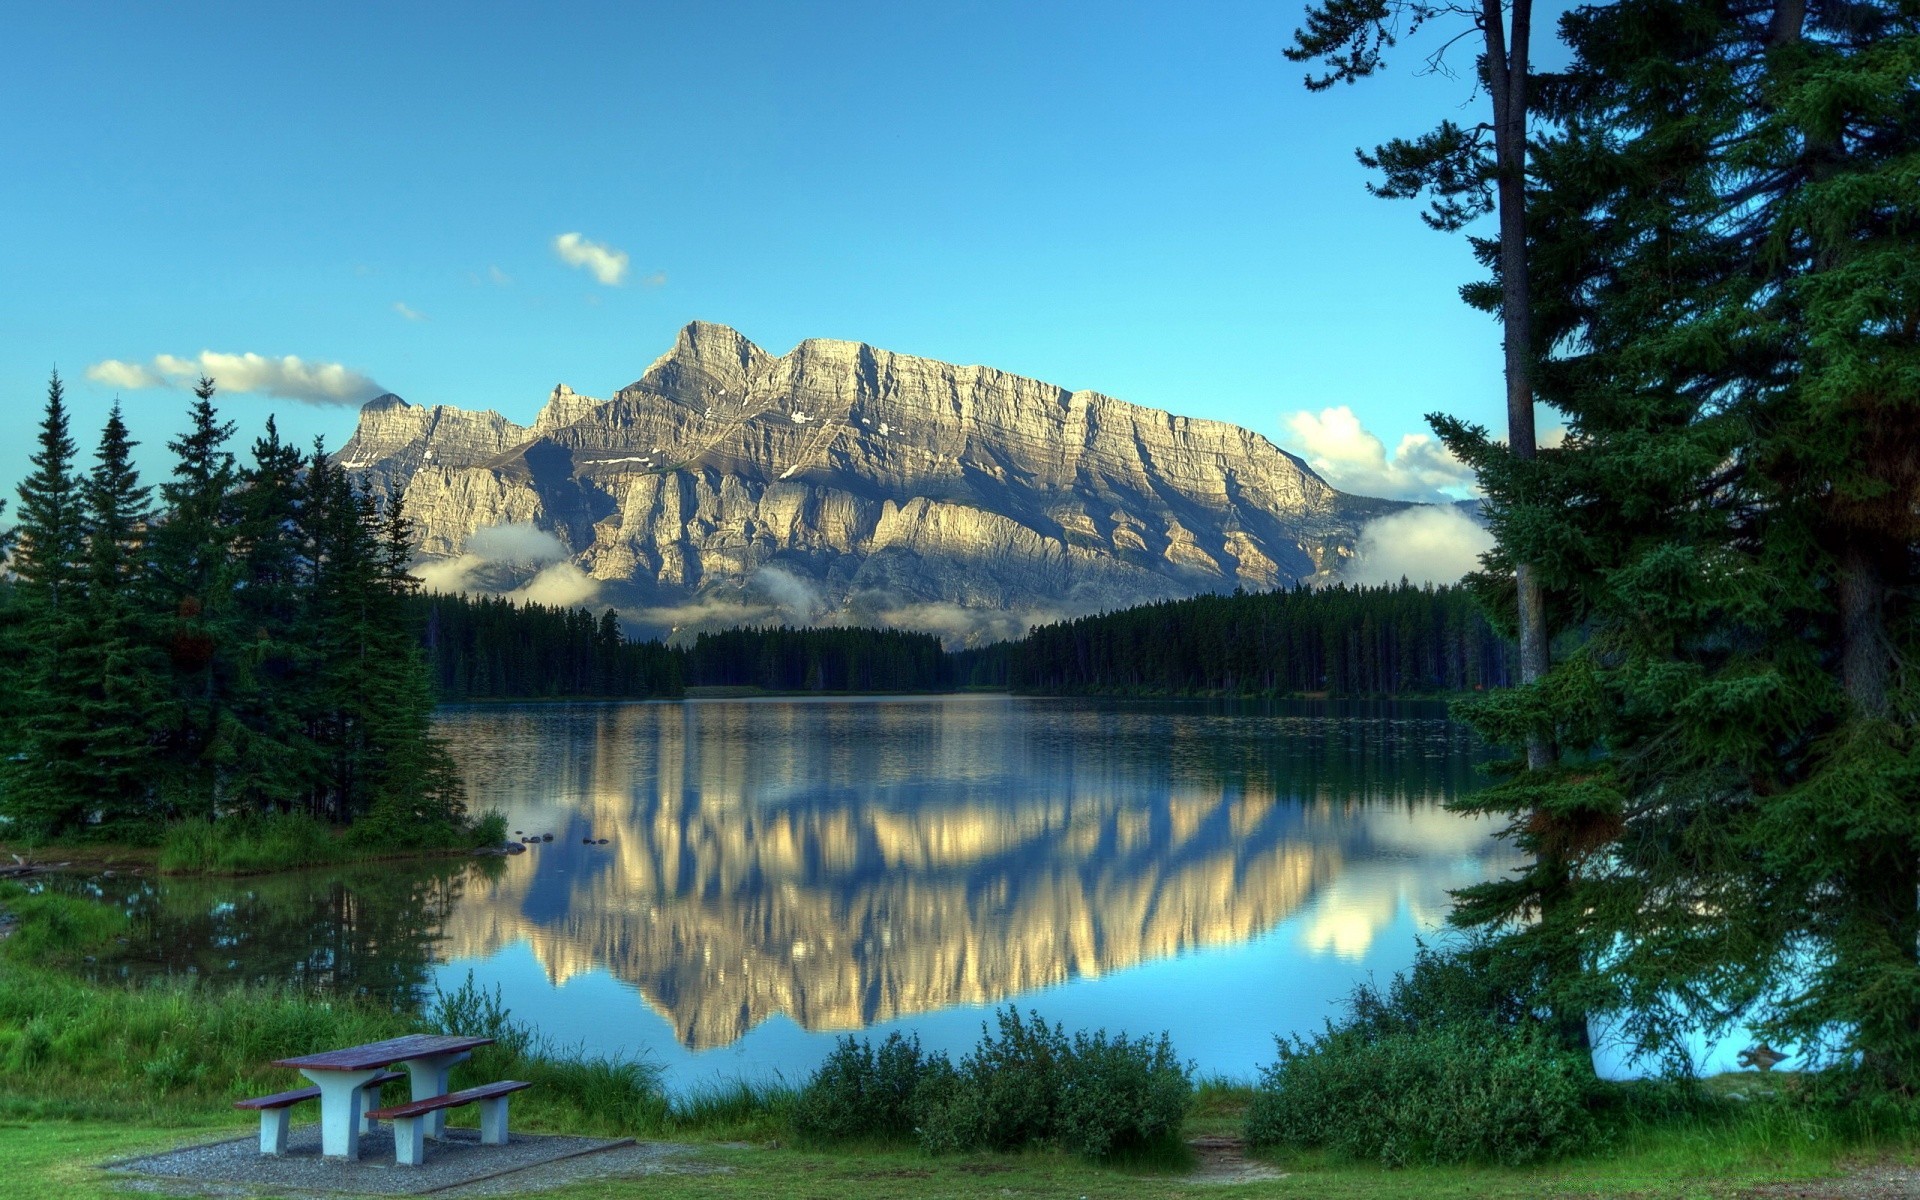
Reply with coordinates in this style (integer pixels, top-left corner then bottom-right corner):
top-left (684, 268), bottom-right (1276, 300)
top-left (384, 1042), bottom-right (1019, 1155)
top-left (1, 0), bottom-right (1538, 515)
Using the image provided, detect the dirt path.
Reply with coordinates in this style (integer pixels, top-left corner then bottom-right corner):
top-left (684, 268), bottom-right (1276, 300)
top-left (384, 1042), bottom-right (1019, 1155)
top-left (1185, 1135), bottom-right (1287, 1186)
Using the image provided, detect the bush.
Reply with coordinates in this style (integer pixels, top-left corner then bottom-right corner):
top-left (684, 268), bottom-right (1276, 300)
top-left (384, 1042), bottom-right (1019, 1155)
top-left (936, 1008), bottom-right (1070, 1151)
top-left (793, 1032), bottom-right (950, 1142)
top-left (1243, 946), bottom-right (1599, 1167)
top-left (798, 1010), bottom-right (1192, 1160)
top-left (1057, 1029), bottom-right (1191, 1158)
top-left (1244, 1021), bottom-right (1597, 1167)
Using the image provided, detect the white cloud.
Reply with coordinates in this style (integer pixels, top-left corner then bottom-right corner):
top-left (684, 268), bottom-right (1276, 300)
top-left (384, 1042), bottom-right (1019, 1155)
top-left (465, 522), bottom-right (569, 566)
top-left (413, 554), bottom-right (483, 594)
top-left (489, 264), bottom-right (511, 286)
top-left (552, 232), bottom-right (630, 286)
top-left (1339, 505), bottom-right (1494, 587)
top-left (85, 351), bottom-right (382, 406)
top-left (412, 523), bottom-right (576, 598)
top-left (638, 270), bottom-right (668, 289)
top-left (393, 301), bottom-right (428, 321)
top-left (1282, 406), bottom-right (1477, 502)
top-left (508, 562), bottom-right (600, 607)
top-left (749, 565), bottom-right (825, 621)
top-left (85, 359), bottom-right (160, 390)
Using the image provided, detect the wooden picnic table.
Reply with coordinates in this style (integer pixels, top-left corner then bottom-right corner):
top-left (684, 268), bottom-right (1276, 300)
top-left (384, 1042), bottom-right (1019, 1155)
top-left (272, 1034), bottom-right (494, 1160)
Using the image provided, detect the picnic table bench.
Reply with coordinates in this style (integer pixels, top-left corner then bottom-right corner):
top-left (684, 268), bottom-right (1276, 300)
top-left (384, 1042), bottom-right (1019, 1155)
top-left (368, 1080), bottom-right (531, 1166)
top-left (234, 1071), bottom-right (405, 1155)
top-left (258, 1034), bottom-right (496, 1161)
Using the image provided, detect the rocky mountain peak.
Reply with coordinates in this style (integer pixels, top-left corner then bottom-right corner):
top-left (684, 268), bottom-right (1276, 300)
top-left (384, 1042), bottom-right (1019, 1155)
top-left (338, 324), bottom-right (1404, 643)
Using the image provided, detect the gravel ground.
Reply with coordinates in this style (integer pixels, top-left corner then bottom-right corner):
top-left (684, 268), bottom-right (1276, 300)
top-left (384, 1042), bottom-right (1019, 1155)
top-left (102, 1126), bottom-right (689, 1197)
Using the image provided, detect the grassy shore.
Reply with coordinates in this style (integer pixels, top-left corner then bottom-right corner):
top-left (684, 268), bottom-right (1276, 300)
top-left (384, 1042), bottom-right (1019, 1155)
top-left (0, 887), bottom-right (1910, 1199)
top-left (2, 808), bottom-right (508, 877)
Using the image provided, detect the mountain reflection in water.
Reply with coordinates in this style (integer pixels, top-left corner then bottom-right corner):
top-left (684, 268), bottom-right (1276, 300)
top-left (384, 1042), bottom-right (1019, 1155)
top-left (435, 696), bottom-right (1510, 1049)
top-left (87, 696), bottom-right (1517, 1082)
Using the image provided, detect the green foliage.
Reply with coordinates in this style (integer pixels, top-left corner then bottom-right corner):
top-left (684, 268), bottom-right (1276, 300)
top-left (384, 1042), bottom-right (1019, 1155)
top-left (1246, 1023), bottom-right (1598, 1167)
top-left (428, 969), bottom-right (535, 1059)
top-left (0, 378), bottom-right (469, 849)
top-left (1244, 949), bottom-right (1599, 1167)
top-left (158, 814), bottom-right (348, 874)
top-left (793, 1032), bottom-right (950, 1143)
top-left (1438, 0), bottom-right (1920, 1086)
top-left (0, 883), bottom-right (127, 969)
top-left (688, 626), bottom-right (949, 692)
top-left (156, 810), bottom-right (492, 874)
top-left (797, 1010), bottom-right (1192, 1161)
top-left (1054, 1029), bottom-right (1191, 1159)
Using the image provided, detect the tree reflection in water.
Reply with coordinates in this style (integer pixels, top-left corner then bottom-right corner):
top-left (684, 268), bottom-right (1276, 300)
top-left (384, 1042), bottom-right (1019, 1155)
top-left (66, 858), bottom-right (501, 1006)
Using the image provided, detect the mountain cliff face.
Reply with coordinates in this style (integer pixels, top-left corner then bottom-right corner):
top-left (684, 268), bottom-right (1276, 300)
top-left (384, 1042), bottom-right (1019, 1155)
top-left (339, 322), bottom-right (1402, 642)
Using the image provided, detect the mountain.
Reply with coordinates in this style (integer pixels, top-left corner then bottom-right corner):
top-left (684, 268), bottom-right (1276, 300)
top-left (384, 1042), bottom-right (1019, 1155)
top-left (338, 321), bottom-right (1405, 643)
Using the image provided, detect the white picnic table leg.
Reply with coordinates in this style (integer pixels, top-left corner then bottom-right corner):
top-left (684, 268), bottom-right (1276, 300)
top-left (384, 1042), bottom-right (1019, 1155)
top-left (260, 1108), bottom-right (290, 1156)
top-left (478, 1094), bottom-right (510, 1145)
top-left (397, 1050), bottom-right (470, 1140)
top-left (297, 1067), bottom-right (385, 1160)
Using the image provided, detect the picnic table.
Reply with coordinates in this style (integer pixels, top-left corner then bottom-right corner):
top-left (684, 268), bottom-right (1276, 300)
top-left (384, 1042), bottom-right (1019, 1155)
top-left (272, 1034), bottom-right (494, 1160)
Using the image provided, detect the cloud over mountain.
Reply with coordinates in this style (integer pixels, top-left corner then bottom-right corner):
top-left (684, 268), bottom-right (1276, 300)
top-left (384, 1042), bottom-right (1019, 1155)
top-left (85, 351), bottom-right (382, 405)
top-left (1282, 406), bottom-right (1477, 503)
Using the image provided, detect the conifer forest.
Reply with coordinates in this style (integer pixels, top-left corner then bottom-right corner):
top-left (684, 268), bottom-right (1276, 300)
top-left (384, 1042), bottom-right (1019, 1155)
top-left (0, 377), bottom-right (466, 843)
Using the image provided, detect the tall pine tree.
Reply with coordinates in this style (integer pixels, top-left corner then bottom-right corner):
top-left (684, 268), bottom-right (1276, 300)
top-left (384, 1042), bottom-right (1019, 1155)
top-left (1444, 0), bottom-right (1920, 1079)
top-left (72, 404), bottom-right (166, 831)
top-left (3, 374), bottom-right (93, 835)
top-left (152, 377), bottom-right (241, 810)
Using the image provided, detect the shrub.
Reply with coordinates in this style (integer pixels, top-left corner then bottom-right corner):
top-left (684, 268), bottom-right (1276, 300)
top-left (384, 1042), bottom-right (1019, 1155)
top-left (1243, 946), bottom-right (1599, 1167)
top-left (429, 969), bottom-right (534, 1059)
top-left (795, 1009), bottom-right (1193, 1160)
top-left (793, 1032), bottom-right (949, 1142)
top-left (1057, 1029), bottom-right (1191, 1158)
top-left (1245, 1021), bottom-right (1597, 1167)
top-left (939, 1008), bottom-right (1071, 1151)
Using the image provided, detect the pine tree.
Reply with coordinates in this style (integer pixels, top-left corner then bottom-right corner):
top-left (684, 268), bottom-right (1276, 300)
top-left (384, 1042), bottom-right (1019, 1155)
top-left (151, 377), bottom-right (241, 808)
top-left (3, 374), bottom-right (93, 835)
top-left (71, 404), bottom-right (167, 831)
top-left (227, 416), bottom-right (321, 813)
top-left (1443, 0), bottom-right (1920, 1079)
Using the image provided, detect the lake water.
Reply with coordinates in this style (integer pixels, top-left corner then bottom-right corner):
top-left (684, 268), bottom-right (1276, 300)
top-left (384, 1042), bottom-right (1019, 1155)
top-left (95, 695), bottom-right (1517, 1091)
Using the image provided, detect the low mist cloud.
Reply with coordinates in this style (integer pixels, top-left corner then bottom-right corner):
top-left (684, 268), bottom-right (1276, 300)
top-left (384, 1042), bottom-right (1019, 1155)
top-left (413, 522), bottom-right (596, 606)
top-left (508, 562), bottom-right (600, 608)
top-left (1282, 406), bottom-right (1477, 502)
top-left (466, 523), bottom-right (570, 566)
top-left (1339, 505), bottom-right (1493, 586)
top-left (85, 351), bottom-right (383, 406)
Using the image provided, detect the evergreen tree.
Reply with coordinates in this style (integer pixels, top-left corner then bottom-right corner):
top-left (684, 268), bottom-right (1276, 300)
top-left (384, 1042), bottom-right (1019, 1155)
top-left (151, 377), bottom-right (241, 807)
top-left (351, 486), bottom-right (466, 841)
top-left (227, 416), bottom-right (320, 813)
top-left (1285, 0), bottom-right (1556, 763)
top-left (1443, 0), bottom-right (1920, 1079)
top-left (3, 374), bottom-right (92, 835)
top-left (71, 404), bottom-right (167, 830)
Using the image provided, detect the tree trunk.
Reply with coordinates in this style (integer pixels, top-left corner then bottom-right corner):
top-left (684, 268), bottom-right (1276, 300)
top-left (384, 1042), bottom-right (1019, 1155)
top-left (1482, 0), bottom-right (1555, 769)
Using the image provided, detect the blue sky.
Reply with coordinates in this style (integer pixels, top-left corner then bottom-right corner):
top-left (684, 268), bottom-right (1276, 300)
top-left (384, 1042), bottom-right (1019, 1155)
top-left (2, 1), bottom-right (1528, 506)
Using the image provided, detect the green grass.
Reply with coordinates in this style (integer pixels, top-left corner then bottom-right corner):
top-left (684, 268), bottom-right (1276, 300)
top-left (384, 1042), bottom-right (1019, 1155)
top-left (155, 809), bottom-right (505, 875)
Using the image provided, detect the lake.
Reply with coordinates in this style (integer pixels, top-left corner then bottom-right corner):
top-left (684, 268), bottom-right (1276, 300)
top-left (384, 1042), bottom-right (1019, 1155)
top-left (93, 694), bottom-right (1516, 1091)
